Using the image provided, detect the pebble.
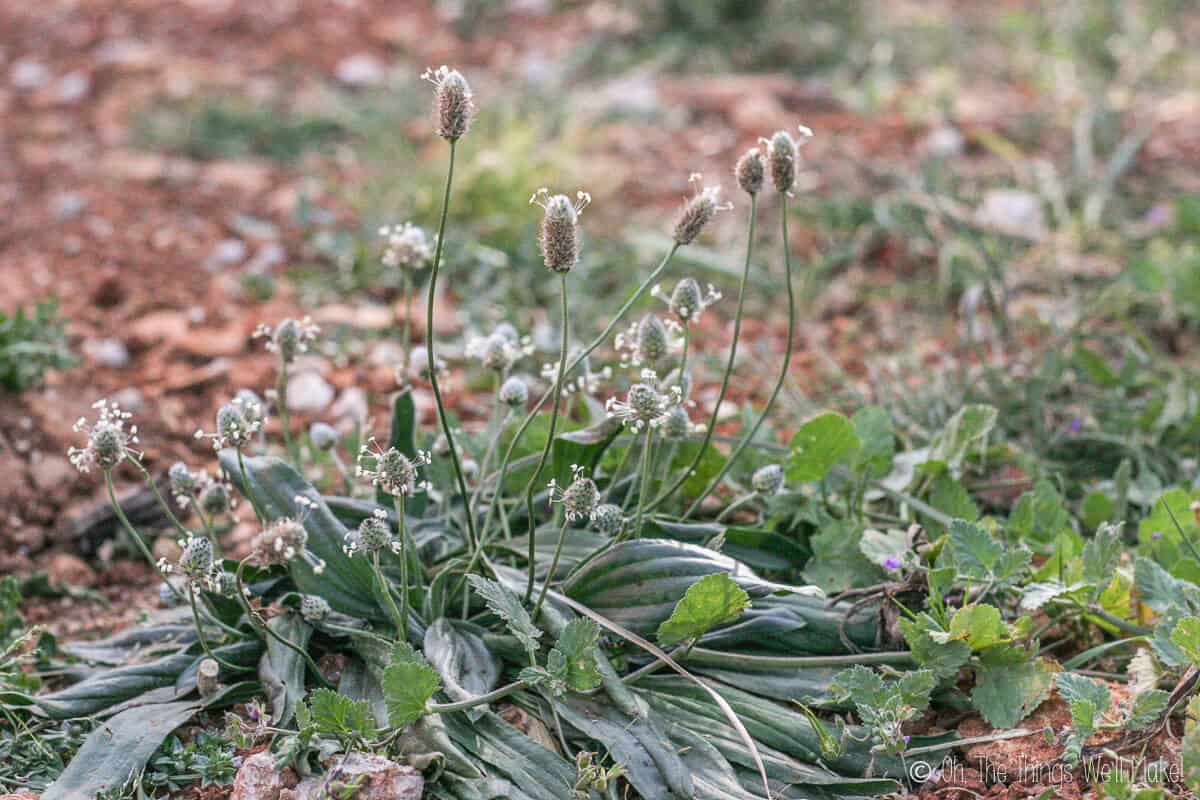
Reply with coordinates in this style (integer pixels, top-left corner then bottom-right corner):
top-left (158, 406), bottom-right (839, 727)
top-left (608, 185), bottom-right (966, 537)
top-left (10, 58), bottom-right (50, 90)
top-left (29, 454), bottom-right (75, 493)
top-left (335, 53), bottom-right (386, 87)
top-left (286, 371), bottom-right (335, 413)
top-left (209, 238), bottom-right (248, 268)
top-left (83, 337), bottom-right (131, 368)
top-left (49, 191), bottom-right (88, 221)
top-left (976, 189), bottom-right (1045, 241)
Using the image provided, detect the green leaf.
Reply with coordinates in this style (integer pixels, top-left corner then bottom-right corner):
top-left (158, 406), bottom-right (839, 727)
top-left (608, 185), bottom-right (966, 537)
top-left (1083, 524), bottom-right (1124, 585)
top-left (1008, 480), bottom-right (1074, 551)
top-left (928, 404), bottom-right (997, 468)
top-left (858, 528), bottom-right (909, 570)
top-left (378, 389), bottom-right (424, 515)
top-left (900, 614), bottom-right (970, 682)
top-left (850, 406), bottom-right (894, 479)
top-left (926, 475), bottom-right (978, 534)
top-left (829, 665), bottom-right (886, 708)
top-left (1136, 557), bottom-right (1192, 615)
top-left (657, 573), bottom-right (751, 648)
top-left (423, 618), bottom-right (501, 720)
top-left (259, 613), bottom-right (312, 725)
top-left (786, 412), bottom-right (861, 482)
top-left (971, 651), bottom-right (1054, 729)
top-left (467, 574), bottom-right (542, 659)
top-left (42, 699), bottom-right (202, 800)
top-left (949, 518), bottom-right (1001, 580)
top-left (545, 618), bottom-right (602, 693)
top-left (802, 519), bottom-right (885, 593)
top-left (1126, 689), bottom-right (1169, 730)
top-left (309, 688), bottom-right (375, 741)
top-left (944, 604), bottom-right (1009, 651)
top-left (1057, 672), bottom-right (1111, 711)
top-left (1172, 617), bottom-right (1200, 664)
top-left (382, 643), bottom-right (442, 728)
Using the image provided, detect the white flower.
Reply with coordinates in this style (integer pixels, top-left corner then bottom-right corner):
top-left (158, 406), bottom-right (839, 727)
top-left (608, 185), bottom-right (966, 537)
top-left (344, 509), bottom-right (401, 557)
top-left (379, 222), bottom-right (434, 271)
top-left (254, 317), bottom-right (319, 364)
top-left (195, 401), bottom-right (263, 451)
top-left (466, 329), bottom-right (533, 373)
top-left (605, 369), bottom-right (682, 433)
top-left (547, 465), bottom-right (599, 522)
top-left (651, 277), bottom-right (722, 324)
top-left (68, 399), bottom-right (141, 472)
top-left (357, 437), bottom-right (431, 498)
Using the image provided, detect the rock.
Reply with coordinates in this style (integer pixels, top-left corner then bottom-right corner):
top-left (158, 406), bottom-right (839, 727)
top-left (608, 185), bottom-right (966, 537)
top-left (1, 792), bottom-right (42, 800)
top-left (286, 371), bottom-right (335, 413)
top-left (111, 387), bottom-right (145, 413)
top-left (54, 70), bottom-right (90, 104)
top-left (246, 242), bottom-right (285, 273)
top-left (47, 552), bottom-right (97, 588)
top-left (281, 753), bottom-right (422, 800)
top-left (204, 160), bottom-right (272, 194)
top-left (129, 310), bottom-right (189, 346)
top-left (919, 125), bottom-right (965, 159)
top-left (329, 387), bottom-right (368, 427)
top-left (97, 150), bottom-right (167, 183)
top-left (177, 323), bottom-right (246, 358)
top-left (10, 58), bottom-right (50, 90)
top-left (230, 751), bottom-right (297, 800)
top-left (976, 189), bottom-right (1045, 241)
top-left (29, 454), bottom-right (75, 493)
top-left (208, 238), bottom-right (248, 268)
top-left (335, 53), bottom-right (386, 87)
top-left (83, 337), bottom-right (131, 368)
top-left (49, 191), bottom-right (88, 221)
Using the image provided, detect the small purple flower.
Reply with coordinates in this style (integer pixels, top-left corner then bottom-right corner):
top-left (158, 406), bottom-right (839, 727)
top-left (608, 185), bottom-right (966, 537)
top-left (1152, 531), bottom-right (1162, 541)
top-left (903, 735), bottom-right (911, 744)
top-left (884, 556), bottom-right (902, 570)
top-left (1068, 417), bottom-right (1083, 435)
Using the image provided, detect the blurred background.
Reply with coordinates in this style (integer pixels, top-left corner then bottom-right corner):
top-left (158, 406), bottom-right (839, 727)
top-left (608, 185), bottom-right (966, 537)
top-left (1, 0), bottom-right (1198, 633)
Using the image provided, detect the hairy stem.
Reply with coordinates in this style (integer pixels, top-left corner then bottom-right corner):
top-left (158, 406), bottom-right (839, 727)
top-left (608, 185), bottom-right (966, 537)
top-left (631, 426), bottom-right (656, 538)
top-left (233, 558), bottom-right (332, 688)
top-left (187, 584), bottom-right (249, 672)
top-left (524, 273), bottom-right (569, 603)
top-left (649, 196), bottom-right (756, 512)
top-left (104, 470), bottom-right (182, 602)
top-left (277, 359), bottom-right (300, 469)
top-left (426, 140), bottom-right (480, 553)
top-left (684, 193), bottom-right (792, 519)
top-left (531, 517), bottom-right (570, 621)
top-left (372, 550), bottom-right (407, 640)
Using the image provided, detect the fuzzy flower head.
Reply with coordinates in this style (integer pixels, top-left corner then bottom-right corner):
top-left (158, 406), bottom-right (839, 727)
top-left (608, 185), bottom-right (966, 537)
top-left (69, 399), bottom-right (141, 473)
top-left (195, 401), bottom-right (262, 451)
top-left (735, 147), bottom-right (765, 195)
top-left (531, 188), bottom-right (590, 274)
top-left (615, 313), bottom-right (681, 368)
top-left (357, 438), bottom-right (431, 498)
top-left (157, 534), bottom-right (216, 590)
top-left (467, 329), bottom-right (533, 373)
top-left (344, 508), bottom-right (400, 557)
top-left (662, 406), bottom-right (701, 441)
top-left (499, 376), bottom-right (529, 408)
top-left (254, 317), bottom-right (319, 365)
top-left (404, 347), bottom-right (446, 384)
top-left (198, 476), bottom-right (233, 515)
top-left (249, 497), bottom-right (326, 574)
top-left (590, 503), bottom-right (624, 537)
top-left (423, 65), bottom-right (475, 141)
top-left (548, 465), bottom-right (599, 522)
top-left (606, 369), bottom-right (683, 433)
top-left (762, 125), bottom-right (813, 195)
top-left (168, 462), bottom-right (197, 500)
top-left (652, 277), bottom-right (721, 324)
top-left (379, 222), bottom-right (434, 271)
top-left (672, 174), bottom-right (732, 245)
top-left (309, 422), bottom-right (339, 452)
top-left (299, 594), bottom-right (331, 623)
top-left (233, 388), bottom-right (266, 428)
top-left (751, 464), bottom-right (785, 496)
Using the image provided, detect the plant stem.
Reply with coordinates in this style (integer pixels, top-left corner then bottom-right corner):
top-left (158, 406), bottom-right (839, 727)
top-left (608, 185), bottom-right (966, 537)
top-left (397, 494), bottom-right (410, 642)
top-left (715, 491), bottom-right (759, 523)
top-left (524, 273), bottom-right (570, 604)
top-left (631, 426), bottom-right (656, 538)
top-left (650, 196), bottom-right (756, 512)
top-left (426, 140), bottom-right (479, 553)
top-left (684, 193), bottom-right (793, 519)
top-left (427, 679), bottom-right (528, 715)
top-left (187, 584), bottom-right (249, 672)
top-left (484, 244), bottom-right (681, 543)
top-left (188, 496), bottom-right (217, 542)
top-left (132, 460), bottom-right (192, 538)
top-left (372, 551), bottom-right (407, 640)
top-left (233, 558), bottom-right (332, 688)
top-left (277, 359), bottom-right (300, 468)
top-left (104, 470), bottom-right (183, 602)
top-left (531, 518), bottom-right (570, 621)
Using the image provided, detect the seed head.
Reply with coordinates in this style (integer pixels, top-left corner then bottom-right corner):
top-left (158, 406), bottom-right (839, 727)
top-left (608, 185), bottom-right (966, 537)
top-left (69, 399), bottom-right (140, 472)
top-left (493, 322), bottom-right (519, 343)
top-left (300, 594), bottom-right (331, 623)
top-left (467, 329), bottom-right (532, 374)
top-left (637, 314), bottom-right (669, 364)
top-left (211, 570), bottom-right (239, 597)
top-left (249, 498), bottom-right (325, 574)
top-left (233, 389), bottom-right (266, 427)
top-left (379, 222), bottom-right (434, 271)
top-left (672, 174), bottom-right (731, 245)
top-left (254, 317), bottom-right (319, 364)
top-left (662, 407), bottom-right (695, 441)
top-left (423, 66), bottom-right (475, 141)
top-left (764, 125), bottom-right (813, 195)
top-left (532, 188), bottom-right (590, 273)
top-left (199, 479), bottom-right (232, 515)
top-left (590, 503), bottom-right (624, 537)
top-left (606, 370), bottom-right (681, 433)
top-left (357, 438), bottom-right (431, 498)
top-left (197, 402), bottom-right (260, 451)
top-left (549, 465), bottom-right (599, 522)
top-left (735, 147), bottom-right (765, 195)
top-left (752, 464), bottom-right (785, 496)
top-left (350, 509), bottom-right (397, 555)
top-left (178, 535), bottom-right (215, 581)
top-left (653, 277), bottom-right (722, 324)
top-left (169, 462), bottom-right (197, 496)
top-left (309, 422), bottom-right (339, 452)
top-left (405, 347), bottom-right (445, 383)
top-left (499, 376), bottom-right (529, 408)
